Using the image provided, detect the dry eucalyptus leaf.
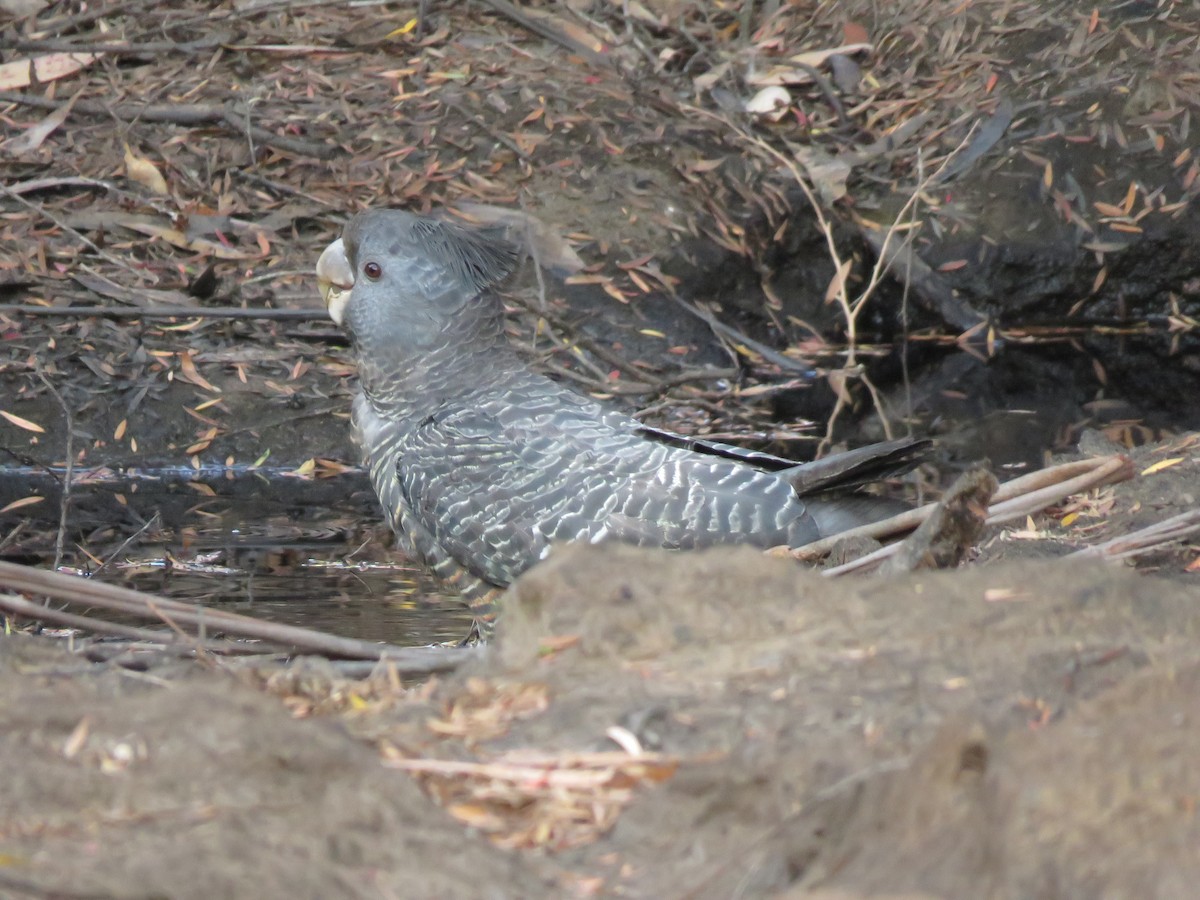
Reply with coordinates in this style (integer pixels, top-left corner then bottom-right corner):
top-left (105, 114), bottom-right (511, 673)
top-left (3, 92), bottom-right (81, 155)
top-left (123, 144), bottom-right (169, 195)
top-left (747, 42), bottom-right (873, 87)
top-left (0, 409), bottom-right (46, 433)
top-left (795, 146), bottom-right (852, 204)
top-left (0, 51), bottom-right (98, 90)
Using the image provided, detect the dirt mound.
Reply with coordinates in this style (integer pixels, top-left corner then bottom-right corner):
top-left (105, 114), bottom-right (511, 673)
top-left (0, 641), bottom-right (550, 899)
top-left (1, 506), bottom-right (1197, 897)
top-left (480, 543), bottom-right (1199, 897)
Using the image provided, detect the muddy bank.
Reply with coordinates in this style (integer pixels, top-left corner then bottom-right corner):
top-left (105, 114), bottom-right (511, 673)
top-left (488, 547), bottom-right (1200, 898)
top-left (2, 552), bottom-right (1197, 898)
top-left (0, 641), bottom-right (550, 899)
top-left (1, 434), bottom-right (1197, 898)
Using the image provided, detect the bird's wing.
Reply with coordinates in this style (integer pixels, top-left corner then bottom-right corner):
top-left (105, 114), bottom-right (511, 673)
top-left (396, 407), bottom-right (620, 586)
top-left (635, 423), bottom-right (800, 470)
top-left (639, 423), bottom-right (930, 496)
top-left (395, 406), bottom-right (812, 586)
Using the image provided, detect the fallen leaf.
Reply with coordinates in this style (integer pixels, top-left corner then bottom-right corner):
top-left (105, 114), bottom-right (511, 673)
top-left (692, 60), bottom-right (731, 92)
top-left (71, 271), bottom-right (191, 307)
top-left (843, 21), bottom-right (870, 44)
top-left (62, 716), bottom-right (90, 758)
top-left (68, 212), bottom-right (259, 260)
top-left (825, 369), bottom-right (852, 404)
top-left (3, 91), bottom-right (80, 155)
top-left (1141, 457), bottom-right (1184, 475)
top-left (185, 427), bottom-right (218, 455)
top-left (746, 42), bottom-right (874, 86)
top-left (516, 4), bottom-right (608, 55)
top-left (446, 804), bottom-right (506, 831)
top-left (0, 495), bottom-right (45, 514)
top-left (123, 144), bottom-right (170, 195)
top-left (795, 146), bottom-right (851, 204)
top-left (613, 0), bottom-right (659, 27)
top-left (984, 587), bottom-right (1032, 602)
top-left (178, 351), bottom-right (221, 393)
top-left (0, 409), bottom-right (45, 433)
top-left (0, 0), bottom-right (50, 16)
top-left (0, 52), bottom-right (98, 91)
top-left (385, 17), bottom-right (418, 37)
top-left (1122, 181), bottom-right (1137, 214)
top-left (823, 258), bottom-right (852, 304)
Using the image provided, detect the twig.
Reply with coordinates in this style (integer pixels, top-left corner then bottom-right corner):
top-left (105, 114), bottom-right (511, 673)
top-left (4, 176), bottom-right (118, 196)
top-left (508, 295), bottom-right (694, 392)
top-left (983, 455), bottom-right (1132, 524)
top-left (1066, 510), bottom-right (1200, 560)
top-left (857, 219), bottom-right (989, 332)
top-left (791, 454), bottom-right (1135, 571)
top-left (476, 0), bottom-right (611, 65)
top-left (30, 0), bottom-right (166, 37)
top-left (8, 36), bottom-right (226, 54)
top-left (0, 520), bottom-right (28, 555)
top-left (34, 369), bottom-right (73, 573)
top-left (0, 91), bottom-right (336, 160)
top-left (125, 0), bottom-right (348, 35)
top-left (0, 305), bottom-right (326, 320)
top-left (0, 559), bottom-right (474, 668)
top-left (92, 512), bottom-right (161, 577)
top-left (878, 468), bottom-right (997, 574)
top-left (858, 371), bottom-right (895, 441)
top-left (679, 103), bottom-right (989, 452)
top-left (670, 294), bottom-right (818, 376)
top-left (519, 195), bottom-right (550, 313)
top-left (0, 182), bottom-right (144, 278)
top-left (0, 591), bottom-right (236, 650)
top-left (557, 366), bottom-right (721, 397)
top-left (789, 61), bottom-right (849, 127)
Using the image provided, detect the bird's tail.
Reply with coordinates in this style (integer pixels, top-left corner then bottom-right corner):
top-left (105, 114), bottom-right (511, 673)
top-left (805, 494), bottom-right (912, 537)
top-left (784, 436), bottom-right (931, 497)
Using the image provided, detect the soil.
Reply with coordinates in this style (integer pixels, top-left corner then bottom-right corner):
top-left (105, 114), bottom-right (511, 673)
top-left (2, 1), bottom-right (1200, 897)
top-left (1, 435), bottom-right (1198, 898)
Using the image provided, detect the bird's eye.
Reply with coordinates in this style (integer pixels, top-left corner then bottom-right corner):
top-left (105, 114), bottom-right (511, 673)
top-left (363, 261), bottom-right (383, 280)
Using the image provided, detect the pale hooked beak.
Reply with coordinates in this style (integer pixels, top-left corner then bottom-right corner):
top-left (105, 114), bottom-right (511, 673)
top-left (316, 238), bottom-right (353, 326)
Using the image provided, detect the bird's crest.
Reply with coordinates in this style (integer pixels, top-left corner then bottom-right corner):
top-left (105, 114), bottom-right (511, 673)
top-left (411, 215), bottom-right (520, 295)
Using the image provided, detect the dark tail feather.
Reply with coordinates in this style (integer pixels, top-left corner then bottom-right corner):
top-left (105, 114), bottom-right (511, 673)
top-left (784, 437), bottom-right (931, 496)
top-left (805, 494), bottom-right (912, 536)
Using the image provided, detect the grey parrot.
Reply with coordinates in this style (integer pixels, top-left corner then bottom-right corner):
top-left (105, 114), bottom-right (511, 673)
top-left (317, 209), bottom-right (926, 632)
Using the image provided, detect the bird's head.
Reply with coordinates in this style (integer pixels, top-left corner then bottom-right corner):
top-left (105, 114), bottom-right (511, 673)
top-left (316, 209), bottom-right (519, 349)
